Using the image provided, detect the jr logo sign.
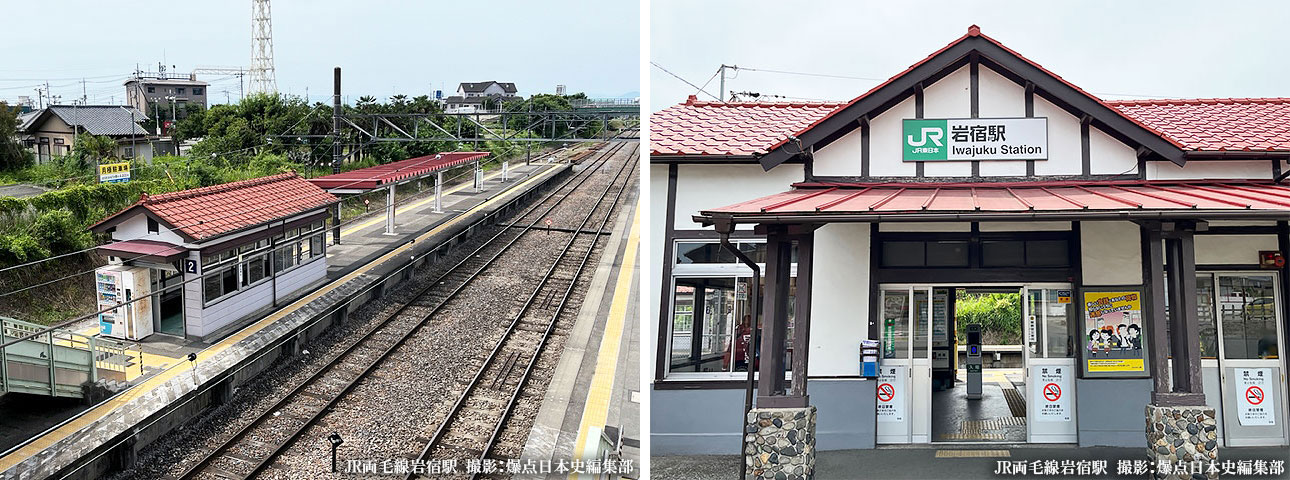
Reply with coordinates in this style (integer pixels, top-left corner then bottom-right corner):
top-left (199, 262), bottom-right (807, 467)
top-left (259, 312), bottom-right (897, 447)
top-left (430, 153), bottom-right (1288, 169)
top-left (903, 120), bottom-right (948, 161)
top-left (903, 117), bottom-right (1048, 162)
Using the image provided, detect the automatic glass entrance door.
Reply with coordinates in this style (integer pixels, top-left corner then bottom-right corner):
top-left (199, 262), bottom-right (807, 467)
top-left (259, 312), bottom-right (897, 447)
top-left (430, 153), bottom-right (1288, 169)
top-left (1023, 285), bottom-right (1078, 443)
top-left (876, 286), bottom-right (934, 444)
top-left (1210, 273), bottom-right (1289, 446)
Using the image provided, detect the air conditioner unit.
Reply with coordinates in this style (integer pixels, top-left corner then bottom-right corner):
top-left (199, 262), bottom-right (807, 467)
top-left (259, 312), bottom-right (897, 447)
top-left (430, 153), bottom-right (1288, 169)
top-left (95, 265), bottom-right (154, 341)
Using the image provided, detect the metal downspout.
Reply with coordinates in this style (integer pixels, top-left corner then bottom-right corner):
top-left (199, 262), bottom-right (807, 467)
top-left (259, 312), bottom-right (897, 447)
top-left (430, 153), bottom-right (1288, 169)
top-left (720, 233), bottom-right (759, 480)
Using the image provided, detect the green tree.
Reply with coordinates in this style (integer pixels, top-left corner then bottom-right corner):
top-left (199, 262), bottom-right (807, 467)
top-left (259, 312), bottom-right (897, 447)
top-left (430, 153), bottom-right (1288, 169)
top-left (0, 102), bottom-right (33, 171)
top-left (73, 133), bottom-right (117, 167)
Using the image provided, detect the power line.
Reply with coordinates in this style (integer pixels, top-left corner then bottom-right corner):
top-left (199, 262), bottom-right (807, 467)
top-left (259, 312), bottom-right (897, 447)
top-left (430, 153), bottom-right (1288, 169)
top-left (732, 65), bottom-right (888, 82)
top-left (650, 62), bottom-right (723, 102)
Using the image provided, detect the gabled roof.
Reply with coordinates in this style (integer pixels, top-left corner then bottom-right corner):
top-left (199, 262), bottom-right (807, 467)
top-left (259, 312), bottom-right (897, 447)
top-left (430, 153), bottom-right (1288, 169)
top-left (24, 105), bottom-right (149, 137)
top-left (90, 173), bottom-right (337, 242)
top-left (443, 95), bottom-right (487, 105)
top-left (751, 25), bottom-right (1187, 170)
top-left (458, 81), bottom-right (518, 94)
top-left (1107, 98), bottom-right (1290, 153)
top-left (651, 97), bottom-right (845, 157)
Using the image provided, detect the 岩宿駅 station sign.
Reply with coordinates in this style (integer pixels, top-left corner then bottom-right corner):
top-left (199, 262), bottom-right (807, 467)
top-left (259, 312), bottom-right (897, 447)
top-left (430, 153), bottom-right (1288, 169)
top-left (903, 117), bottom-right (1048, 161)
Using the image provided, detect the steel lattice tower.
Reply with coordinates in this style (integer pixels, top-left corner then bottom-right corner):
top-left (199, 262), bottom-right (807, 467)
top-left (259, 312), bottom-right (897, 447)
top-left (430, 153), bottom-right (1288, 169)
top-left (249, 0), bottom-right (277, 94)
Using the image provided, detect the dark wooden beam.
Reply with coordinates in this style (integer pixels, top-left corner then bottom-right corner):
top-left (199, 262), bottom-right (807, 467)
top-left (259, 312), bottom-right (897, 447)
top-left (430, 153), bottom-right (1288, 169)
top-left (757, 226), bottom-right (792, 403)
top-left (790, 229), bottom-right (815, 403)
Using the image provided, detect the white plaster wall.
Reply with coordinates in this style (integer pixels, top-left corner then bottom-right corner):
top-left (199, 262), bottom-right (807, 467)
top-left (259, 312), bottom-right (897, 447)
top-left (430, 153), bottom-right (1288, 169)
top-left (1089, 126), bottom-right (1139, 175)
top-left (1080, 221), bottom-right (1143, 285)
top-left (649, 164), bottom-right (669, 380)
top-left (869, 97), bottom-right (917, 177)
top-left (922, 66), bottom-right (970, 119)
top-left (1147, 161), bottom-right (1278, 180)
top-left (922, 66), bottom-right (973, 178)
top-left (879, 222), bottom-right (971, 232)
top-left (1195, 235), bottom-right (1278, 265)
top-left (977, 66), bottom-right (1029, 177)
top-left (1032, 96), bottom-right (1083, 176)
top-left (809, 223), bottom-right (871, 376)
top-left (812, 125), bottom-right (862, 177)
top-left (112, 213), bottom-right (186, 245)
top-left (673, 164), bottom-right (803, 230)
top-left (978, 221), bottom-right (1073, 232)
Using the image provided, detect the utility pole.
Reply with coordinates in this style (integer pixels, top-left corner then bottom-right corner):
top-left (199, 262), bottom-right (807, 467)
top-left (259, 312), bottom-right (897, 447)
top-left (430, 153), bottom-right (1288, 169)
top-left (81, 78), bottom-right (87, 104)
top-left (719, 64), bottom-right (736, 102)
top-left (331, 67), bottom-right (342, 245)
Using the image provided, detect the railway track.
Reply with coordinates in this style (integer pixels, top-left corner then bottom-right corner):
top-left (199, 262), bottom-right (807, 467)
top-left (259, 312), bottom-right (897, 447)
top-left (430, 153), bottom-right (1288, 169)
top-left (172, 141), bottom-right (636, 480)
top-left (408, 142), bottom-right (638, 480)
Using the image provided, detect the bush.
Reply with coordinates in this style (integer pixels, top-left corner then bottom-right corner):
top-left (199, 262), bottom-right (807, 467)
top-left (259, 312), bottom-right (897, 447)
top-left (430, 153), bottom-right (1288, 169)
top-left (956, 292), bottom-right (1022, 344)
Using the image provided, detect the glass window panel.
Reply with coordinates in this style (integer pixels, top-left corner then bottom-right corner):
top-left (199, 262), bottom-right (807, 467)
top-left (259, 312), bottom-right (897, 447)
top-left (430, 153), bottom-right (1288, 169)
top-left (737, 242), bottom-right (766, 264)
top-left (203, 273), bottom-right (221, 303)
top-left (882, 241), bottom-right (924, 267)
top-left (926, 241), bottom-right (968, 267)
top-left (1218, 274), bottom-right (1279, 359)
top-left (1026, 240), bottom-right (1070, 267)
top-left (982, 240), bottom-right (1025, 267)
top-left (668, 277), bottom-right (736, 373)
top-left (675, 242), bottom-right (736, 264)
top-left (1197, 274), bottom-right (1219, 359)
top-left (913, 290), bottom-right (929, 359)
top-left (729, 277), bottom-right (758, 373)
top-left (311, 235), bottom-right (324, 257)
top-left (1027, 290), bottom-right (1043, 356)
top-left (882, 289), bottom-right (910, 359)
top-left (1044, 289), bottom-right (1073, 358)
top-left (221, 268), bottom-right (238, 296)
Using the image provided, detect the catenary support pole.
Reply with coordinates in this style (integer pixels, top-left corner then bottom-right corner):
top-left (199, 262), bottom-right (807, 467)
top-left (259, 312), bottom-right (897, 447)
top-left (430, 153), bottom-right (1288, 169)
top-left (502, 161), bottom-right (509, 182)
top-left (331, 67), bottom-right (342, 245)
top-left (433, 171), bottom-right (443, 214)
top-left (474, 160), bottom-right (482, 193)
top-left (384, 184), bottom-right (396, 235)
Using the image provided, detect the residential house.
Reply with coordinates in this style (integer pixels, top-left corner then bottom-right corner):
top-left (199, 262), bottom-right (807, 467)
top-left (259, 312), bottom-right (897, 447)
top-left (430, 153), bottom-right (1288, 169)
top-left (443, 81), bottom-right (521, 113)
top-left (19, 105), bottom-right (152, 162)
top-left (124, 74), bottom-right (209, 120)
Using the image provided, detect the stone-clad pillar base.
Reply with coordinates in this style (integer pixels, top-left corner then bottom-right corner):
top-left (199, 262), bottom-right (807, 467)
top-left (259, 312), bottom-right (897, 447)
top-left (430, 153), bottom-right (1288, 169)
top-left (746, 406), bottom-right (816, 480)
top-left (1146, 404), bottom-right (1218, 480)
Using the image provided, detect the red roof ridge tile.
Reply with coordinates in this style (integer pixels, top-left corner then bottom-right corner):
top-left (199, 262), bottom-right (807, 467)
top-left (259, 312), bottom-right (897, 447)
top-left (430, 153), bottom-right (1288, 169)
top-left (1105, 97), bottom-right (1290, 106)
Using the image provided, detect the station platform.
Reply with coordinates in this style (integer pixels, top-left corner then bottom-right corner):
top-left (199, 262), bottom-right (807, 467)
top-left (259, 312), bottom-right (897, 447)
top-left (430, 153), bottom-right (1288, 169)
top-left (518, 195), bottom-right (640, 479)
top-left (0, 159), bottom-right (569, 479)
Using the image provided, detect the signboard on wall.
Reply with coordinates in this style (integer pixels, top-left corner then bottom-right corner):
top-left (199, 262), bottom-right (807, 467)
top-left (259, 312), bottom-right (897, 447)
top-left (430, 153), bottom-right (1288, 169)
top-left (1033, 366), bottom-right (1072, 422)
top-left (877, 366), bottom-right (906, 423)
top-left (903, 117), bottom-right (1048, 161)
top-left (1083, 291), bottom-right (1147, 375)
top-left (1235, 368), bottom-right (1276, 426)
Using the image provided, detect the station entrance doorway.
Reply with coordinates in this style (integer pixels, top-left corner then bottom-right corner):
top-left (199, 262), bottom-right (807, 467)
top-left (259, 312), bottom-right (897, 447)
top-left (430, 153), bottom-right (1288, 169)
top-left (876, 283), bottom-right (1077, 445)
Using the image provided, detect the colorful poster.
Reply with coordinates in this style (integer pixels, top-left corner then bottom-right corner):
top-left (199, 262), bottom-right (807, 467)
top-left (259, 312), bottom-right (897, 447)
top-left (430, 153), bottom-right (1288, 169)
top-left (1083, 291), bottom-right (1146, 373)
top-left (1033, 365), bottom-right (1072, 422)
top-left (877, 366), bottom-right (906, 423)
top-left (1235, 368), bottom-right (1276, 426)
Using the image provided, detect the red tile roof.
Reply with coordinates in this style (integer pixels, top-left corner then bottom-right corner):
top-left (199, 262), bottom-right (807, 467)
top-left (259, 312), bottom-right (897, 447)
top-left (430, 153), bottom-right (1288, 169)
top-left (1107, 98), bottom-right (1290, 152)
top-left (650, 96), bottom-right (845, 156)
top-left (92, 173), bottom-right (338, 242)
top-left (651, 26), bottom-right (1289, 159)
top-left (308, 151), bottom-right (489, 189)
top-left (702, 181), bottom-right (1290, 219)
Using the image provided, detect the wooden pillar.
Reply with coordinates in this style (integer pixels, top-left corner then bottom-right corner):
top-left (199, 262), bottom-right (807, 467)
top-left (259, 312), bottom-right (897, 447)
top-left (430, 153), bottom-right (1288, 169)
top-left (789, 228), bottom-right (814, 403)
top-left (758, 226), bottom-right (792, 405)
top-left (1143, 226), bottom-right (1171, 396)
top-left (1153, 222), bottom-right (1206, 406)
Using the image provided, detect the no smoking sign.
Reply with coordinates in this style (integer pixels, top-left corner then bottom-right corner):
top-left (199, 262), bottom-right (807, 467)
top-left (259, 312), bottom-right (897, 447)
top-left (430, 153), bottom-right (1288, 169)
top-left (1246, 386), bottom-right (1265, 405)
top-left (1043, 383), bottom-right (1062, 402)
top-left (877, 383), bottom-right (895, 402)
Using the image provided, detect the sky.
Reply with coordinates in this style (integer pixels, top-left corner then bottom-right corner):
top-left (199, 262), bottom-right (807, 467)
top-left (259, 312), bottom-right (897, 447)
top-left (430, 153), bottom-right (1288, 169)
top-left (0, 0), bottom-right (640, 107)
top-left (650, 0), bottom-right (1290, 112)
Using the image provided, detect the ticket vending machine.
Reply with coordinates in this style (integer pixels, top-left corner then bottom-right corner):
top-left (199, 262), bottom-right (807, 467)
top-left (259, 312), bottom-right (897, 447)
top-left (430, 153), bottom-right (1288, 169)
top-left (95, 265), bottom-right (154, 341)
top-left (965, 323), bottom-right (983, 400)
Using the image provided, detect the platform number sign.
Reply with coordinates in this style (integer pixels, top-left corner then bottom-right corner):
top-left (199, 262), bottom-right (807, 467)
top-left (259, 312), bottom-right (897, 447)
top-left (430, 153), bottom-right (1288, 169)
top-left (1235, 368), bottom-right (1276, 426)
top-left (1033, 366), bottom-right (1071, 422)
top-left (876, 366), bottom-right (906, 423)
top-left (184, 259), bottom-right (199, 275)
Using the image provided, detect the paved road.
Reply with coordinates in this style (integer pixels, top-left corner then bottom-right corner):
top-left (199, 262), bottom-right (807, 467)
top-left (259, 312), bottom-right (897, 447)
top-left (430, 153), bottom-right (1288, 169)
top-left (653, 446), bottom-right (1290, 479)
top-left (0, 184), bottom-right (48, 199)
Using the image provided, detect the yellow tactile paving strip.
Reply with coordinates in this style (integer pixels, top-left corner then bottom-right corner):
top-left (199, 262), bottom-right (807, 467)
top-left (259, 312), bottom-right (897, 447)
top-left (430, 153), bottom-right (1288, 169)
top-left (0, 163), bottom-right (564, 473)
top-left (570, 203), bottom-right (638, 468)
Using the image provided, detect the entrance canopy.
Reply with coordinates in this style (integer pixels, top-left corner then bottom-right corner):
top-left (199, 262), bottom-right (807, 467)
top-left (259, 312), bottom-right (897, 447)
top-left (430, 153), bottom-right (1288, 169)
top-left (98, 238), bottom-right (188, 262)
top-left (307, 151), bottom-right (488, 193)
top-left (696, 180), bottom-right (1290, 225)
